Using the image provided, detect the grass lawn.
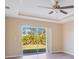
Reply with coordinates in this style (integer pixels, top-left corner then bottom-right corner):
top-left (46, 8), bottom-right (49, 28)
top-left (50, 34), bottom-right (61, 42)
top-left (22, 44), bottom-right (46, 50)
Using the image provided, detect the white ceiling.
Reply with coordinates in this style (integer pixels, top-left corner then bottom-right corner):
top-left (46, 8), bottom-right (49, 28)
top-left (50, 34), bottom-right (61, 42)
top-left (5, 0), bottom-right (74, 23)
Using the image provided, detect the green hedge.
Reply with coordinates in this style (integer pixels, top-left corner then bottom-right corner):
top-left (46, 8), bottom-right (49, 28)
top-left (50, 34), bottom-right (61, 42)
top-left (23, 48), bottom-right (46, 54)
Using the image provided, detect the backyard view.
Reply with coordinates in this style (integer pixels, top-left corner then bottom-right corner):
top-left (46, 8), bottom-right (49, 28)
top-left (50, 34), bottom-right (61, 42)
top-left (21, 25), bottom-right (46, 54)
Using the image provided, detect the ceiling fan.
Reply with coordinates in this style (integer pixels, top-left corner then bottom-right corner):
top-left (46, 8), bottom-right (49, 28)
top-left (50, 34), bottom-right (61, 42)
top-left (38, 0), bottom-right (74, 14)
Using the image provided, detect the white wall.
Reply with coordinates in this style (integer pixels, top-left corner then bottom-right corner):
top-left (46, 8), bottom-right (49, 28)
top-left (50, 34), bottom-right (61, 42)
top-left (63, 21), bottom-right (74, 55)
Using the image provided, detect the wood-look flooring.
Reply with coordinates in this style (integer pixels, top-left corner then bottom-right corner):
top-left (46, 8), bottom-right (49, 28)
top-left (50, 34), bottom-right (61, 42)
top-left (6, 53), bottom-right (74, 59)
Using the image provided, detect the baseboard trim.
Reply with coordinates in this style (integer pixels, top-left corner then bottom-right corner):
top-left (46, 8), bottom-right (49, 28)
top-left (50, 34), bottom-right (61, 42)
top-left (52, 51), bottom-right (63, 53)
top-left (51, 51), bottom-right (74, 56)
top-left (5, 55), bottom-right (22, 58)
top-left (63, 51), bottom-right (74, 55)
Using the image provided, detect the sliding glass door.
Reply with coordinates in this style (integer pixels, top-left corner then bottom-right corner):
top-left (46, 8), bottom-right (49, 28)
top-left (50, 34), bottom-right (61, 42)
top-left (37, 28), bottom-right (46, 53)
top-left (21, 25), bottom-right (47, 55)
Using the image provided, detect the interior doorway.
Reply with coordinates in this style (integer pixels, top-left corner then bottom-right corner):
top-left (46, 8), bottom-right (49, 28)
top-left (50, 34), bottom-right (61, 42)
top-left (21, 25), bottom-right (47, 55)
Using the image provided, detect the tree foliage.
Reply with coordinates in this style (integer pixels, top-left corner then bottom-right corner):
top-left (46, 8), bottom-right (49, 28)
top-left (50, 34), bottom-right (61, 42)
top-left (21, 32), bottom-right (46, 45)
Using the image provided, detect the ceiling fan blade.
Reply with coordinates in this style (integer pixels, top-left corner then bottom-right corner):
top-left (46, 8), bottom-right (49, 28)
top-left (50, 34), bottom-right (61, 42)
top-left (60, 10), bottom-right (68, 14)
top-left (5, 6), bottom-right (10, 9)
top-left (38, 6), bottom-right (53, 9)
top-left (58, 5), bottom-right (74, 9)
top-left (49, 11), bottom-right (53, 14)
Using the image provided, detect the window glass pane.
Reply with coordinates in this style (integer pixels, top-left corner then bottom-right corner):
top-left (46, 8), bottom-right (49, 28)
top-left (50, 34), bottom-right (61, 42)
top-left (21, 25), bottom-right (46, 54)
